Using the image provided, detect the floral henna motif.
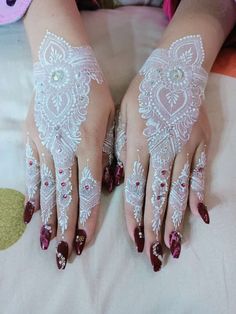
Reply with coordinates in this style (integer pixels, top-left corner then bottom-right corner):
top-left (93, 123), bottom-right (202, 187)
top-left (79, 166), bottom-right (101, 226)
top-left (125, 161), bottom-right (145, 224)
top-left (190, 150), bottom-right (207, 202)
top-left (33, 31), bottom-right (103, 236)
top-left (25, 139), bottom-right (40, 202)
top-left (170, 160), bottom-right (190, 230)
top-left (138, 35), bottom-right (208, 158)
top-left (40, 162), bottom-right (56, 226)
top-left (115, 111), bottom-right (126, 163)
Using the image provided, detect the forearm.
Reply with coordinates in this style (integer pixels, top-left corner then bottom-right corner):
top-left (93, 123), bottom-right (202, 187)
top-left (23, 0), bottom-right (89, 62)
top-left (158, 0), bottom-right (236, 72)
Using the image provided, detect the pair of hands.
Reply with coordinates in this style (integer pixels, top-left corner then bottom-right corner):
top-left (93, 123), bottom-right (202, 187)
top-left (24, 32), bottom-right (210, 271)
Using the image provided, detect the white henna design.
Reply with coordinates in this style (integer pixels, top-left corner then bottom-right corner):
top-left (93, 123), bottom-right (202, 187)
top-left (125, 161), bottom-right (145, 224)
top-left (191, 149), bottom-right (207, 201)
top-left (170, 160), bottom-right (190, 230)
top-left (103, 122), bottom-right (114, 165)
top-left (79, 166), bottom-right (101, 226)
top-left (115, 112), bottom-right (126, 163)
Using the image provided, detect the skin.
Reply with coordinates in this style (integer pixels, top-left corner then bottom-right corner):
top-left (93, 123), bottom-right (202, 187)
top-left (23, 0), bottom-right (115, 260)
top-left (118, 0), bottom-right (236, 264)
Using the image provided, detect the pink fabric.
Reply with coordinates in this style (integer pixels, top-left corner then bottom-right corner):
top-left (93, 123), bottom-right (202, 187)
top-left (0, 0), bottom-right (32, 25)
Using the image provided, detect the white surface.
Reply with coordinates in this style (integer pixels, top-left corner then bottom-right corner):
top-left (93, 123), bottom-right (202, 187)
top-left (0, 6), bottom-right (236, 314)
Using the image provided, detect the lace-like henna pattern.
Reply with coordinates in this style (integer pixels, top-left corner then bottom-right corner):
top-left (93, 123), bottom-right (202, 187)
top-left (115, 112), bottom-right (126, 162)
top-left (79, 166), bottom-right (101, 226)
top-left (138, 35), bottom-right (208, 158)
top-left (33, 31), bottom-right (103, 236)
top-left (151, 156), bottom-right (171, 234)
top-left (190, 150), bottom-right (207, 202)
top-left (103, 122), bottom-right (114, 165)
top-left (40, 162), bottom-right (56, 225)
top-left (25, 140), bottom-right (40, 202)
top-left (125, 161), bottom-right (145, 224)
top-left (170, 160), bottom-right (190, 230)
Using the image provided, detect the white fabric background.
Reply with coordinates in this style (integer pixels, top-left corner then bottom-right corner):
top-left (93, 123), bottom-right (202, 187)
top-left (0, 7), bottom-right (236, 314)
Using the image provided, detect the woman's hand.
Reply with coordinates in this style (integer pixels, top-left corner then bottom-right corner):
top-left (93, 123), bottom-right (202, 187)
top-left (23, 30), bottom-right (115, 270)
top-left (115, 35), bottom-right (211, 271)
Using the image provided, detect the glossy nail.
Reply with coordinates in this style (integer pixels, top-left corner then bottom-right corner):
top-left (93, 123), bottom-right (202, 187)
top-left (134, 225), bottom-right (144, 253)
top-left (40, 225), bottom-right (52, 250)
top-left (114, 163), bottom-right (124, 186)
top-left (198, 202), bottom-right (210, 224)
top-left (74, 229), bottom-right (87, 255)
top-left (150, 241), bottom-right (163, 272)
top-left (56, 241), bottom-right (68, 270)
top-left (6, 0), bottom-right (17, 6)
top-left (23, 201), bottom-right (34, 224)
top-left (169, 231), bottom-right (182, 259)
top-left (102, 166), bottom-right (114, 193)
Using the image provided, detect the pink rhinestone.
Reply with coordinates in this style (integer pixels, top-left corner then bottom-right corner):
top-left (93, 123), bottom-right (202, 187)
top-left (59, 169), bottom-right (63, 174)
top-left (160, 182), bottom-right (165, 187)
top-left (157, 195), bottom-right (161, 200)
top-left (181, 183), bottom-right (186, 187)
top-left (161, 170), bottom-right (167, 175)
top-left (85, 185), bottom-right (90, 190)
top-left (29, 160), bottom-right (33, 166)
top-left (61, 182), bottom-right (66, 187)
top-left (136, 182), bottom-right (140, 186)
top-left (198, 167), bottom-right (204, 173)
top-left (63, 194), bottom-right (67, 199)
top-left (44, 181), bottom-right (49, 187)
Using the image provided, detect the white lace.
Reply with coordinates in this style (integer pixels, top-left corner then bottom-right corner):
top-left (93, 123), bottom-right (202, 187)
top-left (79, 166), bottom-right (101, 226)
top-left (170, 160), bottom-right (190, 230)
top-left (125, 161), bottom-right (145, 224)
top-left (190, 149), bottom-right (207, 202)
top-left (33, 31), bottom-right (103, 235)
top-left (25, 140), bottom-right (40, 202)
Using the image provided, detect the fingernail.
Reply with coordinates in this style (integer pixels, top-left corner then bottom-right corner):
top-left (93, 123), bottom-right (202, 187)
top-left (114, 163), bottom-right (124, 186)
top-left (56, 241), bottom-right (68, 270)
top-left (102, 166), bottom-right (114, 193)
top-left (40, 225), bottom-right (52, 250)
top-left (23, 201), bottom-right (34, 224)
top-left (169, 231), bottom-right (182, 259)
top-left (150, 241), bottom-right (163, 272)
top-left (198, 203), bottom-right (210, 224)
top-left (134, 225), bottom-right (144, 253)
top-left (74, 229), bottom-right (87, 255)
top-left (6, 0), bottom-right (17, 6)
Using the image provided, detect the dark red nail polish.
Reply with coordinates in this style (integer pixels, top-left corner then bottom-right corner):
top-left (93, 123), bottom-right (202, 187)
top-left (6, 0), bottom-right (17, 6)
top-left (40, 225), bottom-right (52, 250)
top-left (114, 163), bottom-right (124, 186)
top-left (169, 231), bottom-right (182, 259)
top-left (150, 241), bottom-right (163, 272)
top-left (56, 241), bottom-right (68, 270)
top-left (102, 166), bottom-right (114, 193)
top-left (74, 229), bottom-right (87, 255)
top-left (23, 201), bottom-right (34, 224)
top-left (134, 226), bottom-right (144, 253)
top-left (198, 203), bottom-right (210, 224)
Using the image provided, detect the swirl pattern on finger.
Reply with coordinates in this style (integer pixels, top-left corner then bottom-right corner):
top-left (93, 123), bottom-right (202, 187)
top-left (33, 31), bottom-right (103, 236)
top-left (79, 166), bottom-right (101, 226)
top-left (125, 161), bottom-right (145, 225)
top-left (190, 149), bottom-right (207, 202)
top-left (169, 160), bottom-right (190, 230)
top-left (25, 139), bottom-right (40, 202)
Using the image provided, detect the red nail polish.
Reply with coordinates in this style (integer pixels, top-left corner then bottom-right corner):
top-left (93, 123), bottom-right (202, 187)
top-left (23, 201), bottom-right (34, 224)
top-left (114, 163), bottom-right (124, 186)
top-left (102, 166), bottom-right (114, 193)
top-left (74, 229), bottom-right (87, 255)
top-left (150, 241), bottom-right (163, 272)
top-left (134, 226), bottom-right (144, 253)
top-left (198, 203), bottom-right (210, 224)
top-left (169, 231), bottom-right (182, 259)
top-left (56, 241), bottom-right (68, 270)
top-left (40, 225), bottom-right (52, 250)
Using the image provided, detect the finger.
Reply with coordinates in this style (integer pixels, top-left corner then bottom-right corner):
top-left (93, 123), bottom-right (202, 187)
top-left (189, 143), bottom-right (210, 224)
top-left (39, 151), bottom-right (57, 250)
top-left (124, 98), bottom-right (149, 253)
top-left (24, 136), bottom-right (40, 224)
top-left (55, 160), bottom-right (78, 270)
top-left (75, 149), bottom-right (102, 256)
top-left (144, 155), bottom-right (173, 272)
top-left (164, 151), bottom-right (191, 259)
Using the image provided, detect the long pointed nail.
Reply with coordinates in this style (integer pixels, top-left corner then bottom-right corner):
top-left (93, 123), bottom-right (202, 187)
top-left (198, 203), bottom-right (210, 224)
top-left (102, 166), bottom-right (114, 193)
top-left (114, 163), bottom-right (124, 186)
top-left (56, 241), bottom-right (68, 270)
top-left (150, 241), bottom-right (163, 272)
top-left (169, 231), bottom-right (182, 259)
top-left (23, 201), bottom-right (34, 224)
top-left (134, 226), bottom-right (144, 253)
top-left (40, 225), bottom-right (52, 250)
top-left (74, 229), bottom-right (87, 255)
